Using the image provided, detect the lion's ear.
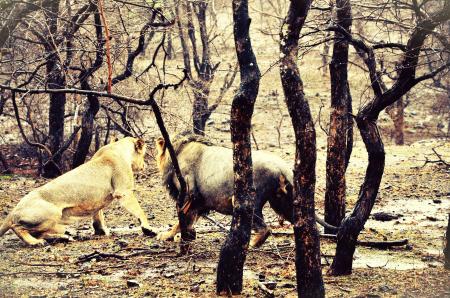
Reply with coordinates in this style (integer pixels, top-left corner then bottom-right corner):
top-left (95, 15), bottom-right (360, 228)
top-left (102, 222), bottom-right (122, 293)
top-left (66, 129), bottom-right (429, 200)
top-left (155, 137), bottom-right (165, 154)
top-left (110, 137), bottom-right (119, 144)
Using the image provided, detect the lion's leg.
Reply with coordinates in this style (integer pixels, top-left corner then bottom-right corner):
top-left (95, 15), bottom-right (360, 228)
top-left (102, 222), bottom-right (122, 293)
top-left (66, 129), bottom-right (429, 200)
top-left (157, 210), bottom-right (198, 241)
top-left (250, 207), bottom-right (271, 248)
top-left (157, 222), bottom-right (180, 241)
top-left (41, 224), bottom-right (72, 243)
top-left (92, 210), bottom-right (109, 236)
top-left (11, 225), bottom-right (45, 246)
top-left (118, 192), bottom-right (156, 237)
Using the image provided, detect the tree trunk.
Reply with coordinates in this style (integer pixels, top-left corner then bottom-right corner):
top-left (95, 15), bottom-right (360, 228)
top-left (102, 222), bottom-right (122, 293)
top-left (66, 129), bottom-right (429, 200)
top-left (72, 83), bottom-right (99, 168)
top-left (43, 0), bottom-right (66, 178)
top-left (386, 97), bottom-right (405, 145)
top-left (445, 213), bottom-right (450, 270)
top-left (329, 117), bottom-right (385, 275)
top-left (72, 9), bottom-right (102, 168)
top-left (216, 0), bottom-right (260, 295)
top-left (324, 0), bottom-right (353, 234)
top-left (280, 1), bottom-right (325, 297)
top-left (320, 34), bottom-right (330, 77)
top-left (192, 80), bottom-right (212, 135)
top-left (328, 1), bottom-right (450, 276)
top-left (0, 151), bottom-right (10, 173)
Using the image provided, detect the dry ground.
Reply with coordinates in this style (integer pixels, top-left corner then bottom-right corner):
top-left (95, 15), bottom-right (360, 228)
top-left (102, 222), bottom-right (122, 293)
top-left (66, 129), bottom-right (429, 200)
top-left (0, 128), bottom-right (448, 297)
top-left (0, 7), bottom-right (449, 296)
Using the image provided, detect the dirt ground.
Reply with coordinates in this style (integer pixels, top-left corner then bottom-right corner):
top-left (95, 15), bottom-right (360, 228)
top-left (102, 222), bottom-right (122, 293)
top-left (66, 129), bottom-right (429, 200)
top-left (1, 6), bottom-right (449, 296)
top-left (0, 123), bottom-right (449, 297)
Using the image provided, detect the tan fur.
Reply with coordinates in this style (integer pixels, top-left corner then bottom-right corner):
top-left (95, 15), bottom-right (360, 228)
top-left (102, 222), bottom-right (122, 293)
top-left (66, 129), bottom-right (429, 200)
top-left (0, 137), bottom-right (156, 246)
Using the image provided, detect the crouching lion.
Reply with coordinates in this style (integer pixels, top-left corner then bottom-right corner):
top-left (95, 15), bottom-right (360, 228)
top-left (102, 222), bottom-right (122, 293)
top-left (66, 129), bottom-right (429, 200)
top-left (155, 132), bottom-right (336, 248)
top-left (0, 137), bottom-right (156, 246)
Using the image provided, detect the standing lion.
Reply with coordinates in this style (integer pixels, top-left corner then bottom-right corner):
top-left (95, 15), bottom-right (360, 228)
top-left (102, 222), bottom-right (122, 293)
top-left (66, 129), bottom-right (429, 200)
top-left (155, 132), bottom-right (336, 248)
top-left (0, 137), bottom-right (156, 246)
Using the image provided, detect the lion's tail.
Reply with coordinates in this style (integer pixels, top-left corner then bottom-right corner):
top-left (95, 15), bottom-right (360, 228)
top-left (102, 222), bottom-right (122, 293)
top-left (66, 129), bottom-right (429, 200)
top-left (0, 213), bottom-right (12, 237)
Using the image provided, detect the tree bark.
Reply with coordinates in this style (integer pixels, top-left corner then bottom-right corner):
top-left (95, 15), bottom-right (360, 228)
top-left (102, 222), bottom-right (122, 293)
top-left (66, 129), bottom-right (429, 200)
top-left (72, 84), bottom-right (100, 168)
top-left (216, 0), bottom-right (260, 295)
top-left (329, 117), bottom-right (385, 275)
top-left (324, 0), bottom-right (353, 234)
top-left (72, 8), bottom-right (103, 168)
top-left (280, 1), bottom-right (325, 297)
top-left (192, 81), bottom-right (211, 135)
top-left (386, 97), bottom-right (405, 145)
top-left (445, 213), bottom-right (450, 270)
top-left (0, 151), bottom-right (10, 173)
top-left (43, 0), bottom-right (67, 178)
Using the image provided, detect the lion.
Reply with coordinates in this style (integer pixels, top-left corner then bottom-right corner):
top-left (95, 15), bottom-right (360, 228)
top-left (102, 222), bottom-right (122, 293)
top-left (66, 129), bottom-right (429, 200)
top-left (155, 131), bottom-right (337, 248)
top-left (0, 137), bottom-right (156, 246)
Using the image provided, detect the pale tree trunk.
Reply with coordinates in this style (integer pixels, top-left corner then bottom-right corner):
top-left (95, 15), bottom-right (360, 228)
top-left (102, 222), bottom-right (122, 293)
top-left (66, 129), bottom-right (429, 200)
top-left (445, 214), bottom-right (450, 270)
top-left (386, 96), bottom-right (405, 145)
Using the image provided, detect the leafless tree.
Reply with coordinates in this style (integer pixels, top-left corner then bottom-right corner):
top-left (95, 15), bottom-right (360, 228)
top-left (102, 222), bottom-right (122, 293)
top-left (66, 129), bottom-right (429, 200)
top-left (216, 0), bottom-right (260, 294)
top-left (280, 0), bottom-right (325, 296)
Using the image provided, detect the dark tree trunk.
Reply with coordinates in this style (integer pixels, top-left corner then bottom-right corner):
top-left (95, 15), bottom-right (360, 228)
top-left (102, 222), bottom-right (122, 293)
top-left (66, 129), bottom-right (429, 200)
top-left (345, 83), bottom-right (353, 168)
top-left (0, 151), bottom-right (10, 173)
top-left (216, 0), bottom-right (260, 295)
top-left (192, 82), bottom-right (211, 135)
top-left (324, 0), bottom-right (353, 234)
top-left (43, 0), bottom-right (66, 178)
top-left (329, 117), bottom-right (385, 275)
top-left (72, 84), bottom-right (99, 168)
top-left (445, 213), bottom-right (450, 270)
top-left (280, 1), bottom-right (325, 297)
top-left (72, 9), bottom-right (103, 168)
top-left (329, 3), bottom-right (450, 275)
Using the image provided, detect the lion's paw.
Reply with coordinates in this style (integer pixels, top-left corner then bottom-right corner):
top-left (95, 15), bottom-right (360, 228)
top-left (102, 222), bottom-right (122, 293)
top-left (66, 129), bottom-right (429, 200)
top-left (157, 231), bottom-right (175, 241)
top-left (142, 226), bottom-right (157, 237)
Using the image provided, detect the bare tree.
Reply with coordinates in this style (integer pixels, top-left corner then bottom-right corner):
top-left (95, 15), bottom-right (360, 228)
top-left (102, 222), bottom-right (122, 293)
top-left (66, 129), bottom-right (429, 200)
top-left (328, 0), bottom-right (450, 275)
top-left (280, 0), bottom-right (325, 296)
top-left (324, 0), bottom-right (353, 234)
top-left (216, 0), bottom-right (260, 294)
top-left (42, 0), bottom-right (67, 177)
top-left (176, 0), bottom-right (237, 135)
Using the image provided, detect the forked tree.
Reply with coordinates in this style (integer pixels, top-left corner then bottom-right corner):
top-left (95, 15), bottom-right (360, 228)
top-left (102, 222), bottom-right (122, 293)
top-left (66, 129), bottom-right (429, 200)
top-left (175, 0), bottom-right (238, 135)
top-left (216, 0), bottom-right (260, 294)
top-left (280, 0), bottom-right (325, 296)
top-left (328, 0), bottom-right (450, 275)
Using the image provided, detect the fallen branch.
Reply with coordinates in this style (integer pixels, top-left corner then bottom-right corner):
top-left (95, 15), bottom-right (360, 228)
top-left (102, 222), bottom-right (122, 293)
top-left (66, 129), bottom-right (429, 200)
top-left (202, 215), bottom-right (228, 232)
top-left (271, 230), bottom-right (408, 249)
top-left (77, 251), bottom-right (127, 263)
